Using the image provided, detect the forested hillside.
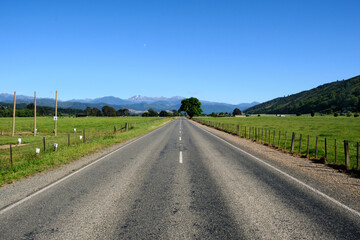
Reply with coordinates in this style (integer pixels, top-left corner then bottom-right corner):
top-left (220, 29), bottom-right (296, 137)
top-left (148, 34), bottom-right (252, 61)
top-left (245, 75), bottom-right (360, 114)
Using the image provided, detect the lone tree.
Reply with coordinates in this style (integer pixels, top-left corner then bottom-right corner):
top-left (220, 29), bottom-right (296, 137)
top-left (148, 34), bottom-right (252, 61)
top-left (232, 108), bottom-right (242, 116)
top-left (102, 106), bottom-right (116, 116)
top-left (159, 110), bottom-right (170, 117)
top-left (179, 97), bottom-right (203, 119)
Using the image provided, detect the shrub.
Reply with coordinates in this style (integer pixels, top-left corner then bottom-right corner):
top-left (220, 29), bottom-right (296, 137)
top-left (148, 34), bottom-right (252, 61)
top-left (354, 113), bottom-right (359, 117)
top-left (334, 112), bottom-right (339, 117)
top-left (346, 111), bottom-right (353, 117)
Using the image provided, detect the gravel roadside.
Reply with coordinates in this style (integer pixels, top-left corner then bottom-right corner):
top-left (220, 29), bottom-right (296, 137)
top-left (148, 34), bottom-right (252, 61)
top-left (191, 119), bottom-right (360, 212)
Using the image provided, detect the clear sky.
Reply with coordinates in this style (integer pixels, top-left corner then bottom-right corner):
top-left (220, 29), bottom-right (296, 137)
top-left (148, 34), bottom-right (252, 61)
top-left (0, 0), bottom-right (359, 104)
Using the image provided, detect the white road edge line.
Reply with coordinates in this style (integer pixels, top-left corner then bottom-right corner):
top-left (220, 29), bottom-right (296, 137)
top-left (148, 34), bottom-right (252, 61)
top-left (0, 120), bottom-right (174, 215)
top-left (179, 137), bottom-right (181, 141)
top-left (189, 120), bottom-right (360, 218)
top-left (179, 151), bottom-right (183, 163)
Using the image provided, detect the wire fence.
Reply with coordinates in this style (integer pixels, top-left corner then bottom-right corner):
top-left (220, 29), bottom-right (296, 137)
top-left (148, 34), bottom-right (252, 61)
top-left (0, 119), bottom-right (163, 171)
top-left (194, 119), bottom-right (359, 171)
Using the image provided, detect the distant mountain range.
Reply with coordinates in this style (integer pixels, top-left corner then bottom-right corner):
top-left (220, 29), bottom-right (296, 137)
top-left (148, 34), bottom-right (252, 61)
top-left (0, 94), bottom-right (259, 114)
top-left (245, 75), bottom-right (360, 114)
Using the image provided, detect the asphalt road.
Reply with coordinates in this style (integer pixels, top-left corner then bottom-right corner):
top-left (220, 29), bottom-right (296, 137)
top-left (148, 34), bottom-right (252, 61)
top-left (0, 117), bottom-right (359, 239)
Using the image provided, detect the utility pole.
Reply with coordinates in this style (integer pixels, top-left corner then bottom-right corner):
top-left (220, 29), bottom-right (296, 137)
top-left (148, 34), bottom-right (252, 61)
top-left (54, 91), bottom-right (58, 136)
top-left (12, 91), bottom-right (16, 136)
top-left (34, 91), bottom-right (37, 136)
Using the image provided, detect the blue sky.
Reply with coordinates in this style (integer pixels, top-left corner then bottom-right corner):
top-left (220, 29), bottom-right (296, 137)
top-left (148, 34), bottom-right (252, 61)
top-left (0, 0), bottom-right (359, 104)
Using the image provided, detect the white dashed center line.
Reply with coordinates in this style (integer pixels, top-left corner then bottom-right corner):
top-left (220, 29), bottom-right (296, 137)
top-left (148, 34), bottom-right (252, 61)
top-left (179, 151), bottom-right (183, 163)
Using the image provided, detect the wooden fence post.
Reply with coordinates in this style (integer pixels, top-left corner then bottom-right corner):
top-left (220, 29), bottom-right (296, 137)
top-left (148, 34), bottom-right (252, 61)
top-left (357, 142), bottom-right (359, 170)
top-left (284, 132), bottom-right (287, 151)
top-left (290, 132), bottom-right (296, 154)
top-left (324, 138), bottom-right (327, 164)
top-left (83, 129), bottom-right (86, 143)
top-left (12, 91), bottom-right (16, 137)
top-left (334, 139), bottom-right (337, 163)
top-left (114, 126), bottom-right (117, 133)
top-left (306, 135), bottom-right (310, 158)
top-left (43, 137), bottom-right (46, 152)
top-left (298, 134), bottom-right (302, 155)
top-left (10, 144), bottom-right (13, 167)
top-left (245, 126), bottom-right (247, 139)
top-left (125, 123), bottom-right (129, 131)
top-left (344, 140), bottom-right (350, 170)
top-left (315, 136), bottom-right (318, 158)
top-left (68, 134), bottom-right (70, 146)
top-left (237, 124), bottom-right (240, 136)
top-left (261, 128), bottom-right (264, 144)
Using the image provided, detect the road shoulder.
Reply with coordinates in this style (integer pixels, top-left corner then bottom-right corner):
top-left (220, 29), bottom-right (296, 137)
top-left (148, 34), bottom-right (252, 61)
top-left (191, 119), bottom-right (360, 212)
top-left (0, 120), bottom-right (172, 210)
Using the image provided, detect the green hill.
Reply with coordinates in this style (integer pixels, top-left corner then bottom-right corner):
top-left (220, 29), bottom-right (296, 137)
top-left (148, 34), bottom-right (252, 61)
top-left (245, 75), bottom-right (360, 114)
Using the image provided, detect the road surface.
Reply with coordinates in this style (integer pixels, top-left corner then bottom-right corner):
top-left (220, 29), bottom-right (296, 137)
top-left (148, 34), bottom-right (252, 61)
top-left (1, 118), bottom-right (359, 239)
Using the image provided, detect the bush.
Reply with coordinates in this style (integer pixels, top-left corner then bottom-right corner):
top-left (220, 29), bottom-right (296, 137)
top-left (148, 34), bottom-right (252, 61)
top-left (334, 112), bottom-right (339, 117)
top-left (354, 113), bottom-right (359, 117)
top-left (310, 111), bottom-right (315, 117)
top-left (296, 113), bottom-right (302, 116)
top-left (346, 112), bottom-right (353, 117)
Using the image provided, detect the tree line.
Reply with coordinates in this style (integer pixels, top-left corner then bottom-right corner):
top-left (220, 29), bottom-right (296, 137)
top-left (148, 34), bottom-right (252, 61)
top-left (0, 103), bottom-right (181, 117)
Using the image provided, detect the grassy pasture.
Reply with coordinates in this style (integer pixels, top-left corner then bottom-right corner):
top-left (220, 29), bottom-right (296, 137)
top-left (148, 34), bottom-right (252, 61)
top-left (195, 116), bottom-right (360, 170)
top-left (0, 117), bottom-right (173, 186)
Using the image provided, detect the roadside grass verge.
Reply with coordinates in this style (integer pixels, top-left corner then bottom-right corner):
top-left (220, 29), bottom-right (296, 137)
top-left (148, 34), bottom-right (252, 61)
top-left (194, 116), bottom-right (360, 171)
top-left (0, 117), bottom-right (173, 186)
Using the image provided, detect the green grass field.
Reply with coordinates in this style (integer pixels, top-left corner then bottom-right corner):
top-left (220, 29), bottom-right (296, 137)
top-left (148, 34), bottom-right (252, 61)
top-left (0, 116), bottom-right (173, 186)
top-left (195, 116), bottom-right (360, 170)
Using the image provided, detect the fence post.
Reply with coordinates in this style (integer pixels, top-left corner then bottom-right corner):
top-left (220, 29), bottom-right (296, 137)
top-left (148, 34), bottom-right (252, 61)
top-left (334, 139), bottom-right (337, 163)
top-left (245, 126), bottom-right (247, 139)
top-left (284, 132), bottom-right (287, 151)
top-left (298, 134), bottom-right (302, 155)
top-left (315, 136), bottom-right (318, 158)
top-left (237, 124), bottom-right (240, 136)
top-left (68, 134), bottom-right (70, 146)
top-left (43, 137), bottom-right (46, 152)
top-left (306, 135), bottom-right (310, 158)
top-left (261, 128), bottom-right (264, 144)
top-left (83, 129), bottom-right (86, 143)
top-left (290, 132), bottom-right (296, 154)
top-left (357, 142), bottom-right (359, 170)
top-left (10, 144), bottom-right (13, 167)
top-left (125, 123), bottom-right (129, 131)
top-left (344, 140), bottom-right (350, 170)
top-left (114, 126), bottom-right (116, 133)
top-left (324, 138), bottom-right (327, 164)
